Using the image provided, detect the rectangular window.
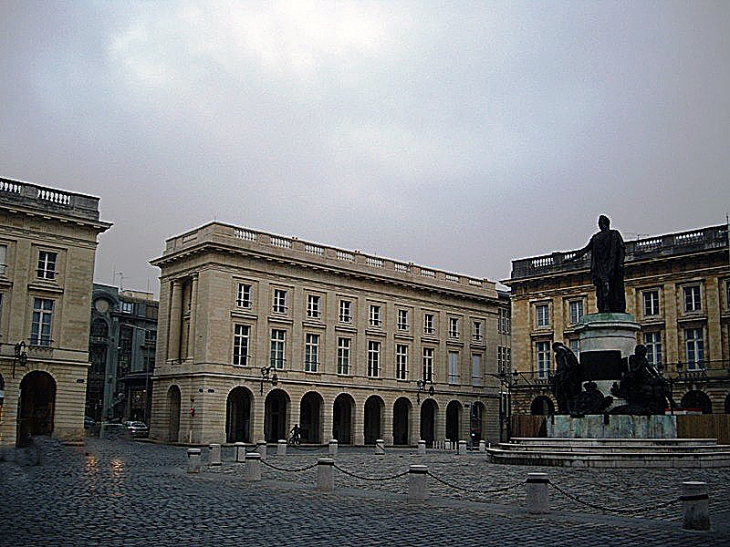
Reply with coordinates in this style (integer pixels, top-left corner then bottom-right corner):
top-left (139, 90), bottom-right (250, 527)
top-left (270, 329), bottom-right (286, 369)
top-left (236, 283), bottom-right (252, 308)
top-left (536, 304), bottom-right (549, 328)
top-left (497, 347), bottom-right (511, 374)
top-left (397, 309), bottom-right (409, 330)
top-left (337, 337), bottom-right (350, 375)
top-left (643, 290), bottom-right (660, 317)
top-left (423, 313), bottom-right (435, 335)
top-left (339, 300), bottom-right (352, 323)
top-left (471, 353), bottom-right (482, 387)
top-left (0, 245), bottom-right (6, 276)
top-left (536, 341), bottom-right (551, 379)
top-left (685, 328), bottom-right (704, 370)
top-left (472, 321), bottom-right (483, 342)
top-left (233, 324), bottom-right (250, 366)
top-left (304, 333), bottom-right (319, 372)
top-left (498, 308), bottom-right (511, 334)
top-left (31, 298), bottom-right (54, 346)
top-left (684, 286), bottom-right (701, 312)
top-left (643, 331), bottom-right (662, 367)
top-left (37, 250), bottom-right (57, 280)
top-left (369, 305), bottom-right (382, 327)
top-left (273, 289), bottom-right (288, 314)
top-left (367, 341), bottom-right (380, 377)
top-left (396, 344), bottom-right (408, 380)
top-left (569, 300), bottom-right (584, 324)
top-left (569, 339), bottom-right (580, 354)
top-left (448, 317), bottom-right (459, 338)
top-left (422, 347), bottom-right (434, 382)
top-left (306, 295), bottom-right (321, 319)
top-left (448, 351), bottom-right (460, 385)
top-left (121, 301), bottom-right (134, 314)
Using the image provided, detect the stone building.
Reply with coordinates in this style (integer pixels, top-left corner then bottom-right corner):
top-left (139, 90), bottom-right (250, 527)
top-left (506, 223), bottom-right (730, 416)
top-left (87, 284), bottom-right (158, 423)
top-left (0, 177), bottom-right (111, 448)
top-left (150, 222), bottom-right (506, 446)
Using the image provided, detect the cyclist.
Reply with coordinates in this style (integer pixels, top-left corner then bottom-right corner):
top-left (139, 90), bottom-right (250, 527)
top-left (289, 424), bottom-right (301, 445)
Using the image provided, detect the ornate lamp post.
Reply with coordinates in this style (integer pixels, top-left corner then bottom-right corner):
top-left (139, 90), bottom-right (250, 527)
top-left (259, 365), bottom-right (280, 395)
top-left (415, 378), bottom-right (434, 404)
top-left (12, 341), bottom-right (28, 378)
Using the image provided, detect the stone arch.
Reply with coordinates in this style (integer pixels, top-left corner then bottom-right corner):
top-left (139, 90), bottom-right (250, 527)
top-left (363, 395), bottom-right (385, 445)
top-left (392, 397), bottom-right (412, 446)
top-left (226, 386), bottom-right (253, 443)
top-left (167, 385), bottom-right (182, 443)
top-left (265, 388), bottom-right (290, 442)
top-left (681, 390), bottom-right (713, 414)
top-left (531, 396), bottom-right (555, 416)
top-left (332, 393), bottom-right (355, 444)
top-left (300, 391), bottom-right (324, 443)
top-left (446, 400), bottom-right (462, 442)
top-left (18, 370), bottom-right (56, 446)
top-left (420, 399), bottom-right (438, 447)
top-left (725, 392), bottom-right (730, 414)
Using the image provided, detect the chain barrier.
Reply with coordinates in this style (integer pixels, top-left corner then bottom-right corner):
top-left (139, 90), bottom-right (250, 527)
top-left (333, 463), bottom-right (410, 482)
top-left (548, 481), bottom-right (680, 516)
top-left (427, 471), bottom-right (522, 499)
top-left (261, 460), bottom-right (319, 473)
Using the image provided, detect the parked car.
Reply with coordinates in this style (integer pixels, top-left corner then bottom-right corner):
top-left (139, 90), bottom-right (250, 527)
top-left (127, 421), bottom-right (149, 438)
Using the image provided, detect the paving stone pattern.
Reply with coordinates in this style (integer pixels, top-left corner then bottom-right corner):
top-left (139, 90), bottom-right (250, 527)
top-left (1, 438), bottom-right (729, 546)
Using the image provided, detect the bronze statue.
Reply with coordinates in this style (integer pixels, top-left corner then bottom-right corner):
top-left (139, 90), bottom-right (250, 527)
top-left (568, 215), bottom-right (626, 313)
top-left (550, 343), bottom-right (582, 414)
top-left (610, 344), bottom-right (673, 415)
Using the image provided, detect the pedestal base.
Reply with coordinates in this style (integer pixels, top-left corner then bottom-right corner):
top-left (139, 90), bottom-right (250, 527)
top-left (547, 414), bottom-right (677, 439)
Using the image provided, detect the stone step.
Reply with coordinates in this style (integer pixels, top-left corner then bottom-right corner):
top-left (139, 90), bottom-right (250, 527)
top-left (495, 443), bottom-right (729, 454)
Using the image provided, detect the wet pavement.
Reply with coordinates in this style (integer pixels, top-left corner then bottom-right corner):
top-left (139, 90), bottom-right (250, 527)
top-left (1, 437), bottom-right (729, 546)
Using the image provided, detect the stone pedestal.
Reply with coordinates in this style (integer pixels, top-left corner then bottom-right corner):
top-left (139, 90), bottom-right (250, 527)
top-left (547, 414), bottom-right (677, 439)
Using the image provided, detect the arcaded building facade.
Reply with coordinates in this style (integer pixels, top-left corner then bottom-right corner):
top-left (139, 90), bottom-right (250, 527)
top-left (150, 222), bottom-right (505, 446)
top-left (0, 177), bottom-right (110, 448)
top-left (506, 223), bottom-right (730, 416)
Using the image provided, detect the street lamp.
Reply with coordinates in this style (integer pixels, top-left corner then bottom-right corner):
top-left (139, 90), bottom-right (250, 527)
top-left (486, 370), bottom-right (519, 443)
top-left (12, 341), bottom-right (28, 378)
top-left (415, 378), bottom-right (434, 403)
top-left (260, 365), bottom-right (280, 395)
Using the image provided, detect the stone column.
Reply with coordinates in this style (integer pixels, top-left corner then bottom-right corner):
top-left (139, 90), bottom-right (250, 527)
top-left (525, 473), bottom-right (549, 514)
top-left (681, 481), bottom-right (710, 531)
top-left (407, 465), bottom-right (428, 502)
top-left (317, 458), bottom-right (334, 492)
top-left (188, 274), bottom-right (198, 362)
top-left (168, 280), bottom-right (183, 361)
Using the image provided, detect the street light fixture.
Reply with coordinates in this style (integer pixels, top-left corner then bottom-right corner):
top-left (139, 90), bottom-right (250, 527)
top-left (260, 365), bottom-right (280, 395)
top-left (415, 378), bottom-right (434, 403)
top-left (12, 341), bottom-right (28, 378)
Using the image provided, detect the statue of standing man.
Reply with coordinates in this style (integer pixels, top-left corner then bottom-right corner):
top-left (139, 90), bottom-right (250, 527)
top-left (568, 215), bottom-right (626, 313)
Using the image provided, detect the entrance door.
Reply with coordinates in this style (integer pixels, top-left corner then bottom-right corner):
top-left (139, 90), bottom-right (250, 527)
top-left (420, 399), bottom-right (437, 447)
top-left (332, 394), bottom-right (355, 444)
top-left (364, 396), bottom-right (383, 445)
top-left (17, 371), bottom-right (56, 446)
top-left (265, 389), bottom-right (290, 442)
top-left (392, 398), bottom-right (411, 445)
top-left (167, 386), bottom-right (181, 443)
top-left (226, 387), bottom-right (252, 443)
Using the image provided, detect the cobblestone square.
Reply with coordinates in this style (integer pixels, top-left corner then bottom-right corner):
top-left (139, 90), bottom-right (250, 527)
top-left (1, 438), bottom-right (729, 546)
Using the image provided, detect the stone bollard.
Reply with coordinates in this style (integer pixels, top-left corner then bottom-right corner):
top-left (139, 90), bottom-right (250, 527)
top-left (244, 452), bottom-right (262, 482)
top-left (235, 442), bottom-right (246, 463)
top-left (417, 440), bottom-right (426, 456)
top-left (375, 439), bottom-right (386, 455)
top-left (681, 481), bottom-right (710, 531)
top-left (208, 443), bottom-right (222, 466)
top-left (187, 448), bottom-right (202, 474)
top-left (446, 439), bottom-right (452, 451)
top-left (458, 440), bottom-right (467, 455)
top-left (478, 440), bottom-right (486, 453)
top-left (257, 440), bottom-right (267, 460)
top-left (525, 473), bottom-right (550, 514)
top-left (277, 439), bottom-right (287, 456)
top-left (329, 439), bottom-right (338, 457)
top-left (408, 465), bottom-right (428, 502)
top-left (317, 458), bottom-right (335, 492)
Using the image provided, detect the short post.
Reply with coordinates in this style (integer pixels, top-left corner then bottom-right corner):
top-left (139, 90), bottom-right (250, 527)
top-left (317, 458), bottom-right (335, 492)
top-left (525, 473), bottom-right (549, 514)
top-left (681, 481), bottom-right (710, 531)
top-left (244, 452), bottom-right (262, 482)
top-left (277, 439), bottom-right (287, 456)
top-left (257, 440), bottom-right (267, 460)
top-left (235, 442), bottom-right (246, 463)
top-left (478, 440), bottom-right (486, 453)
top-left (208, 443), bottom-right (222, 466)
top-left (328, 439), bottom-right (338, 457)
top-left (446, 439), bottom-right (451, 451)
top-left (408, 465), bottom-right (428, 502)
top-left (458, 440), bottom-right (467, 455)
top-left (417, 440), bottom-right (426, 456)
top-left (187, 448), bottom-right (202, 474)
top-left (375, 439), bottom-right (385, 455)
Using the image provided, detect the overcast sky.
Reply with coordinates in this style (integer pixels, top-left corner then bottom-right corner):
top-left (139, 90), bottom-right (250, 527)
top-left (2, 1), bottom-right (728, 296)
